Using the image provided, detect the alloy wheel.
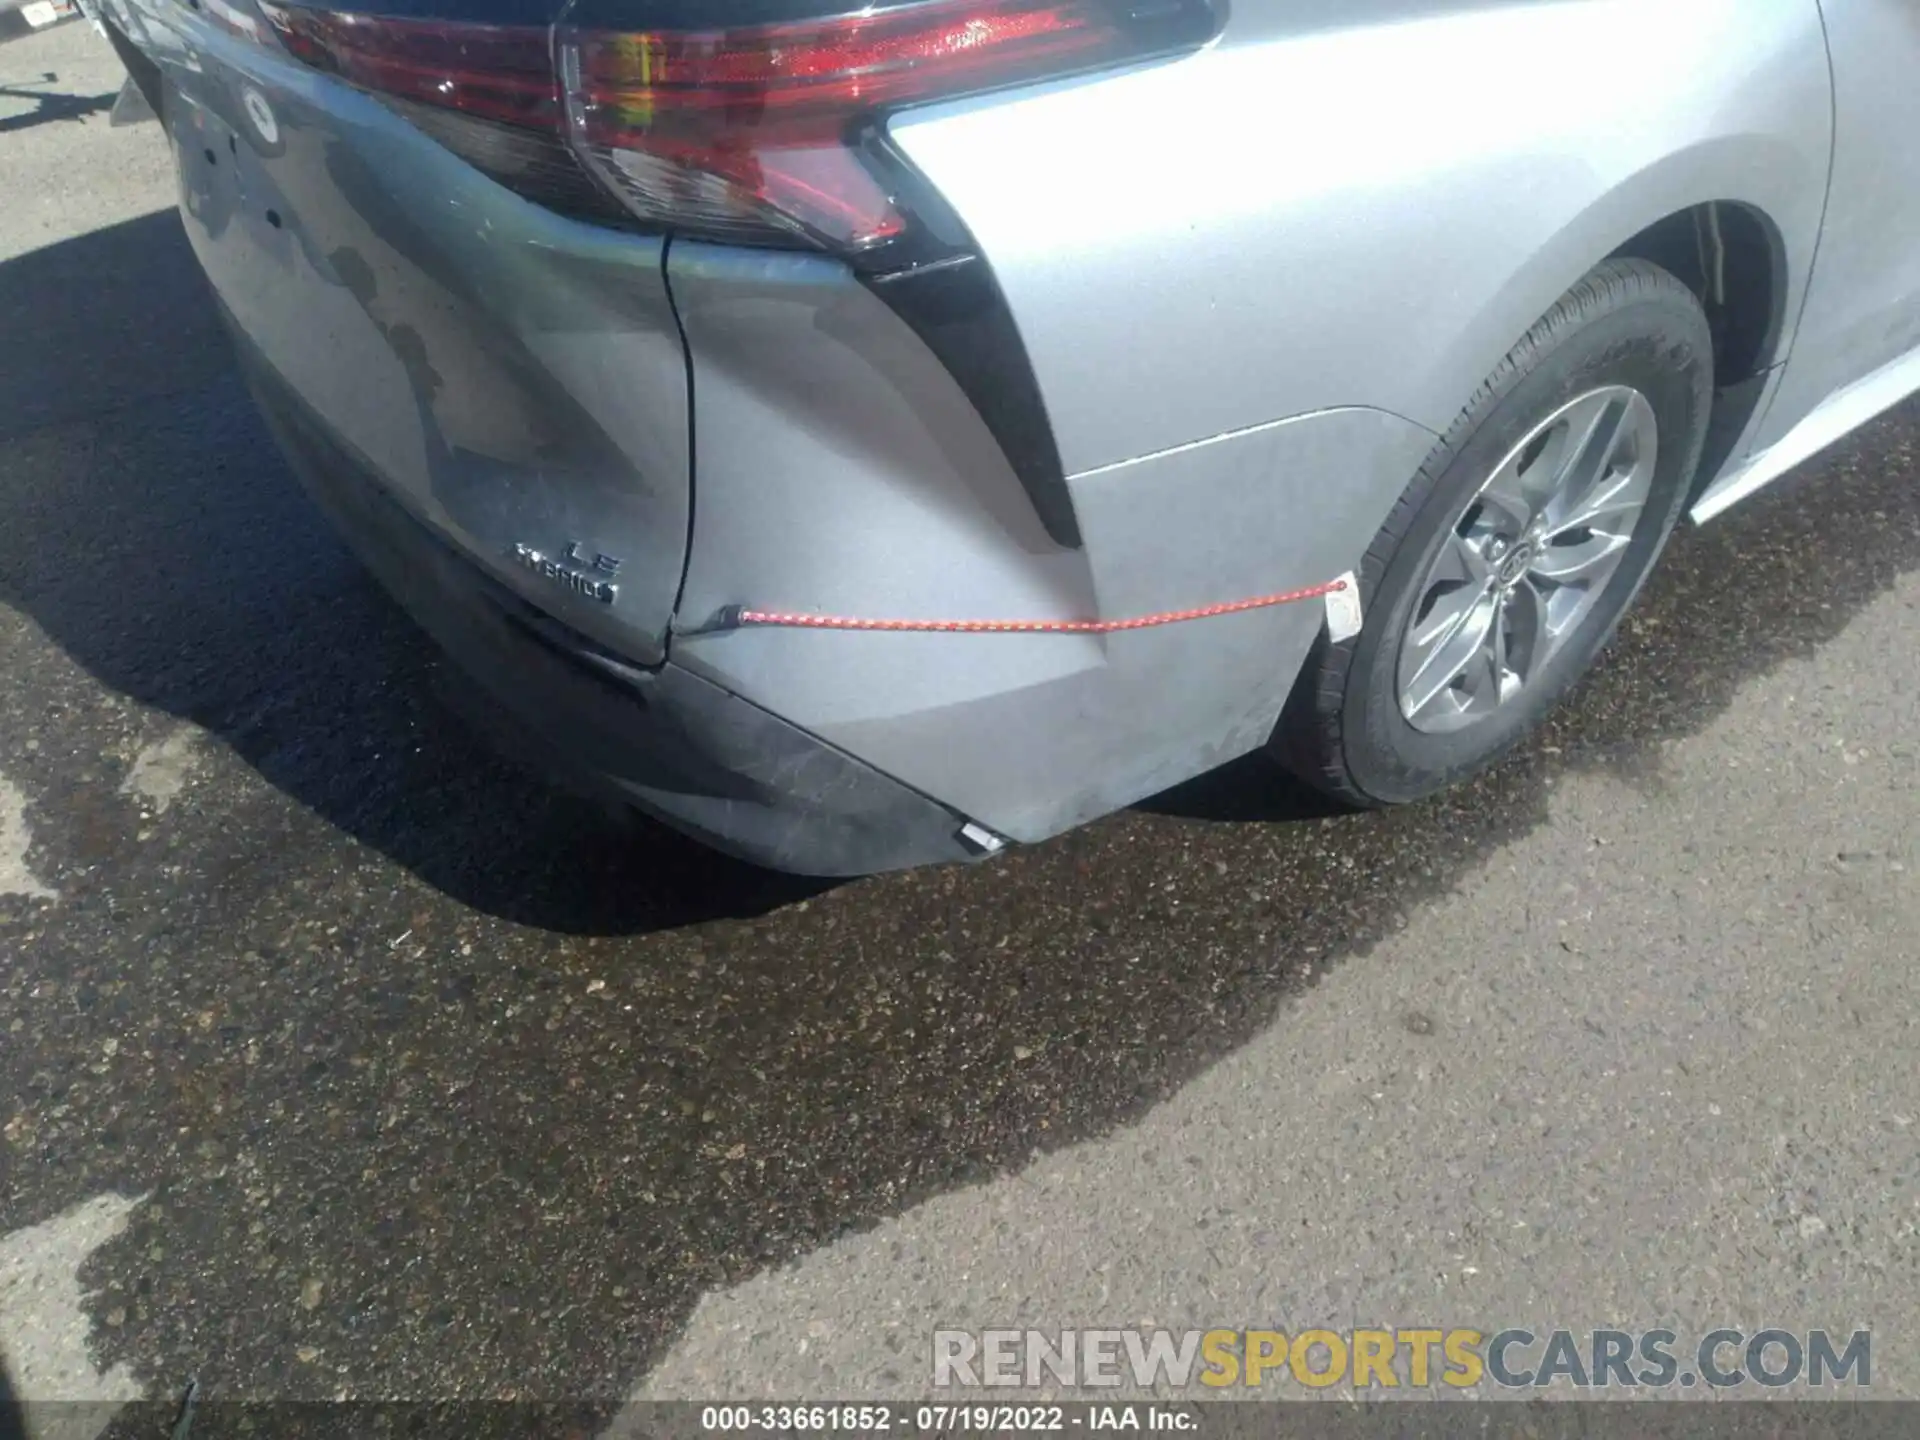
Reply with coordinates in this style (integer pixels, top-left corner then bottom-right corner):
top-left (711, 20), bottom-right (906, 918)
top-left (1396, 385), bottom-right (1660, 735)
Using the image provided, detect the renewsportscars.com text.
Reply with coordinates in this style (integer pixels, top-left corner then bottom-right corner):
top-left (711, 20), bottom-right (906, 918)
top-left (932, 1327), bottom-right (1871, 1391)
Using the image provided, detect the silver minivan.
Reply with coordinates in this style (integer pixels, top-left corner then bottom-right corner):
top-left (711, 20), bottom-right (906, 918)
top-left (102, 0), bottom-right (1916, 872)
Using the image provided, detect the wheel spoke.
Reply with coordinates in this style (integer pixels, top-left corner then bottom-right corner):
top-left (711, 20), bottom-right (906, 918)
top-left (1546, 457), bottom-right (1653, 538)
top-left (1403, 569), bottom-right (1487, 675)
top-left (1402, 587), bottom-right (1499, 724)
top-left (1501, 574), bottom-right (1547, 682)
top-left (1479, 390), bottom-right (1617, 531)
top-left (1529, 528), bottom-right (1631, 588)
top-left (1432, 528), bottom-right (1492, 588)
top-left (1544, 391), bottom-right (1656, 536)
top-left (1400, 529), bottom-right (1494, 703)
top-left (1476, 452), bottom-right (1539, 531)
top-left (1549, 390), bottom-right (1629, 496)
top-left (1485, 593), bottom-right (1512, 696)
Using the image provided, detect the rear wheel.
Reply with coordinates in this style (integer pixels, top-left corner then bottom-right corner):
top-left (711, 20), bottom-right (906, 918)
top-left (1276, 258), bottom-right (1713, 804)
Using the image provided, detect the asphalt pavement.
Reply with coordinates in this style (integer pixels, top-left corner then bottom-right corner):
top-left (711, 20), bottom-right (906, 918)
top-left (2, 19), bottom-right (1918, 1427)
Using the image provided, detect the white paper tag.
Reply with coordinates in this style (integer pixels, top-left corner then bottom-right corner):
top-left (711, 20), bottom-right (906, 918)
top-left (1323, 570), bottom-right (1363, 642)
top-left (21, 2), bottom-right (61, 25)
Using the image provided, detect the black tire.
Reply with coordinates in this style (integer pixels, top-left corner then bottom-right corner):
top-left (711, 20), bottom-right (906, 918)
top-left (1274, 258), bottom-right (1713, 805)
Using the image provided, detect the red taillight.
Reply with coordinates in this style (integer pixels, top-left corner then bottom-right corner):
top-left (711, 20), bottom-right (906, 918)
top-left (565, 2), bottom-right (1121, 130)
top-left (260, 0), bottom-right (1219, 259)
top-left (260, 6), bottom-right (559, 129)
top-left (559, 0), bottom-right (1148, 249)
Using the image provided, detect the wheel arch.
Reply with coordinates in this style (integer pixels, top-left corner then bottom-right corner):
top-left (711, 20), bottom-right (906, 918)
top-left (1608, 200), bottom-right (1793, 389)
top-left (1427, 142), bottom-right (1810, 416)
top-left (1416, 144), bottom-right (1813, 498)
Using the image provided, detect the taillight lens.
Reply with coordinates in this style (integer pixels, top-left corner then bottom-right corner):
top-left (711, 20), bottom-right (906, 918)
top-left (559, 0), bottom-right (1167, 251)
top-left (258, 0), bottom-right (1219, 263)
top-left (259, 7), bottom-right (559, 128)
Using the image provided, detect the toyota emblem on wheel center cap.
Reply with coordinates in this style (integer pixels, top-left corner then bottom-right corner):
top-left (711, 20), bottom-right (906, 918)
top-left (1496, 542), bottom-right (1534, 587)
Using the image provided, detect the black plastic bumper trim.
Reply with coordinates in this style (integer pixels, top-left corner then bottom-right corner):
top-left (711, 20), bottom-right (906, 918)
top-left (232, 326), bottom-right (982, 876)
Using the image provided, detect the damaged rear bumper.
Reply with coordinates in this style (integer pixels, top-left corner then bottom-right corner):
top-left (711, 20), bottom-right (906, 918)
top-left (241, 340), bottom-right (985, 876)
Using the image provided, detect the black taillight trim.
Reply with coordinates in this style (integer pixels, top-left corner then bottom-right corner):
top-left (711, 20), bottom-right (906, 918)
top-left (865, 255), bottom-right (1080, 548)
top-left (852, 125), bottom-right (1079, 547)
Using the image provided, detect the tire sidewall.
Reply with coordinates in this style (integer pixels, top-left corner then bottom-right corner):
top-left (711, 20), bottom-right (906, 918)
top-left (1340, 285), bottom-right (1712, 802)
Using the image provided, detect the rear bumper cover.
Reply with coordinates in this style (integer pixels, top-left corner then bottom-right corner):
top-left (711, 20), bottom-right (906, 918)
top-left (240, 340), bottom-right (981, 876)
